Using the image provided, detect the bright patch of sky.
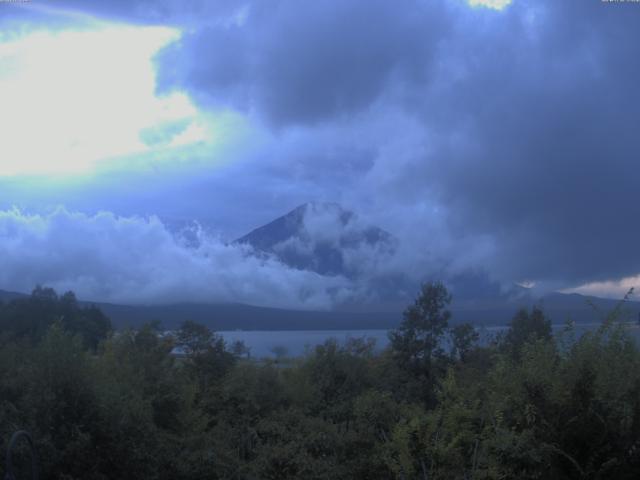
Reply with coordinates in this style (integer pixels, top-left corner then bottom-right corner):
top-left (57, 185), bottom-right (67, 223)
top-left (467, 0), bottom-right (512, 10)
top-left (0, 22), bottom-right (223, 176)
top-left (562, 276), bottom-right (640, 301)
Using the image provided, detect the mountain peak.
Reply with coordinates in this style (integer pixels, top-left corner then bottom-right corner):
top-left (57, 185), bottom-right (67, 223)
top-left (235, 203), bottom-right (396, 276)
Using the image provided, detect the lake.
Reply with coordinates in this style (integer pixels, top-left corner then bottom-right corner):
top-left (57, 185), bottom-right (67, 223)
top-left (215, 322), bottom-right (639, 358)
top-left (217, 323), bottom-right (640, 358)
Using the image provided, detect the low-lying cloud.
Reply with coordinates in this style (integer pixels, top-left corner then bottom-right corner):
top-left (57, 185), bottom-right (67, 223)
top-left (0, 206), bottom-right (501, 308)
top-left (0, 208), bottom-right (354, 308)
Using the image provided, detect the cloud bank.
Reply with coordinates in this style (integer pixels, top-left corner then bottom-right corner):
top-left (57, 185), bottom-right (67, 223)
top-left (0, 205), bottom-right (497, 308)
top-left (0, 208), bottom-right (353, 308)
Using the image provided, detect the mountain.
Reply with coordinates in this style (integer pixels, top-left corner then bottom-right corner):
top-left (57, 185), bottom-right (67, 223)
top-left (94, 301), bottom-right (398, 331)
top-left (0, 289), bottom-right (27, 302)
top-left (2, 287), bottom-right (639, 331)
top-left (233, 203), bottom-right (531, 310)
top-left (2, 205), bottom-right (639, 331)
top-left (235, 202), bottom-right (397, 277)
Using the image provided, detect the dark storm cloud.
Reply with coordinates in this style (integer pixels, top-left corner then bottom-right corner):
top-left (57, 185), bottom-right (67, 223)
top-left (155, 0), bottom-right (640, 290)
top-left (155, 0), bottom-right (449, 127)
top-left (412, 0), bottom-right (640, 286)
top-left (149, 0), bottom-right (639, 289)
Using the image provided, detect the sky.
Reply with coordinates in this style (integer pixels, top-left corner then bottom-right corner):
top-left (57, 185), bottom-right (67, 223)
top-left (0, 0), bottom-right (639, 307)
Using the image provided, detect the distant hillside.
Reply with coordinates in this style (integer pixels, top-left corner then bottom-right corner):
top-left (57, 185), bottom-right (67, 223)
top-left (458, 292), bottom-right (640, 325)
top-left (2, 287), bottom-right (639, 331)
top-left (0, 289), bottom-right (27, 302)
top-left (38, 293), bottom-right (640, 331)
top-left (85, 293), bottom-right (640, 331)
top-left (95, 301), bottom-right (398, 331)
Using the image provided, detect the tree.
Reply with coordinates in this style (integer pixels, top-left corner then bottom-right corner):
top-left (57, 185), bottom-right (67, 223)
top-left (388, 282), bottom-right (452, 405)
top-left (176, 320), bottom-right (235, 394)
top-left (176, 320), bottom-right (214, 357)
top-left (450, 323), bottom-right (479, 362)
top-left (299, 338), bottom-right (373, 424)
top-left (503, 306), bottom-right (552, 359)
top-left (0, 287), bottom-right (111, 348)
top-left (389, 282), bottom-right (451, 374)
top-left (231, 339), bottom-right (251, 359)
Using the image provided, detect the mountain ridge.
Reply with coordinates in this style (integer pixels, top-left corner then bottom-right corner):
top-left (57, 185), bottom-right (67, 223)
top-left (2, 287), bottom-right (639, 331)
top-left (235, 202), bottom-right (397, 277)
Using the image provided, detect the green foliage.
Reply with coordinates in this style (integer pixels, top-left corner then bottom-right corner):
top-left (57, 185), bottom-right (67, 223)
top-left (300, 339), bottom-right (373, 421)
top-left (2, 285), bottom-right (640, 479)
top-left (388, 281), bottom-right (453, 405)
top-left (450, 322), bottom-right (480, 362)
top-left (176, 320), bottom-right (236, 397)
top-left (502, 306), bottom-right (552, 359)
top-left (0, 286), bottom-right (111, 349)
top-left (390, 281), bottom-right (452, 371)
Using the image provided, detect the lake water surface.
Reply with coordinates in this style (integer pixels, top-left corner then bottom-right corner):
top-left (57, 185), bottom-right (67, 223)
top-left (216, 323), bottom-right (639, 358)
